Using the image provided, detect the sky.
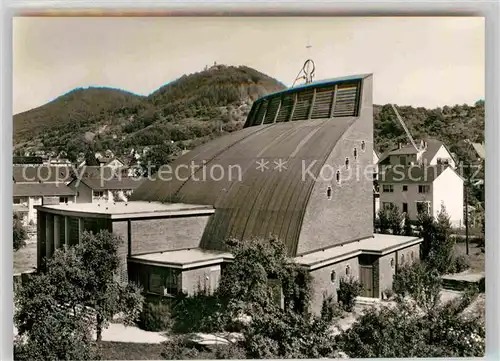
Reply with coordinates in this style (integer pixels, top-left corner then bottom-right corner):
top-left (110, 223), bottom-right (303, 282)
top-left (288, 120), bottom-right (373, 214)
top-left (13, 16), bottom-right (484, 115)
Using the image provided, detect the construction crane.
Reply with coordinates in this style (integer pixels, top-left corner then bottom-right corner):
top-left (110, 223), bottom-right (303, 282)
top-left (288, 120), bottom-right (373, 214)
top-left (391, 104), bottom-right (420, 152)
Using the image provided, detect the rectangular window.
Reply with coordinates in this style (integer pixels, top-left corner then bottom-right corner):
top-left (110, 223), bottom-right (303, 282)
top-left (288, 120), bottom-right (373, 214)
top-left (13, 197), bottom-right (21, 204)
top-left (402, 185), bottom-right (408, 192)
top-left (383, 202), bottom-right (394, 210)
top-left (418, 185), bottom-right (430, 193)
top-left (59, 196), bottom-right (68, 204)
top-left (402, 203), bottom-right (408, 213)
top-left (416, 201), bottom-right (430, 214)
top-left (148, 273), bottom-right (163, 295)
top-left (400, 156), bottom-right (406, 165)
top-left (93, 191), bottom-right (104, 198)
top-left (382, 184), bottom-right (394, 193)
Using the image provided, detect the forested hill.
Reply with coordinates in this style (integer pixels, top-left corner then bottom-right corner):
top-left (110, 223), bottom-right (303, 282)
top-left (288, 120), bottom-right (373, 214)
top-left (13, 65), bottom-right (287, 160)
top-left (13, 65), bottom-right (484, 163)
top-left (374, 101), bottom-right (484, 159)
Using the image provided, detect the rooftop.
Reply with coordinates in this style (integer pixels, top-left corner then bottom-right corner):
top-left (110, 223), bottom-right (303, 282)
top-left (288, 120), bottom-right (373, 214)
top-left (14, 183), bottom-right (76, 197)
top-left (295, 234), bottom-right (422, 270)
top-left (35, 201), bottom-right (215, 219)
top-left (129, 248), bottom-right (233, 269)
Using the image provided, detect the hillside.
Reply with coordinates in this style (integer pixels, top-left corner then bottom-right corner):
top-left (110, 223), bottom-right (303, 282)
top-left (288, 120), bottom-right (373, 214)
top-left (13, 65), bottom-right (484, 165)
top-left (13, 65), bottom-right (287, 160)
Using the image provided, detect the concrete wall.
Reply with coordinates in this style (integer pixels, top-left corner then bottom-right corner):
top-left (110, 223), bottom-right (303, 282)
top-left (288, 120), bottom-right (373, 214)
top-left (309, 257), bottom-right (360, 315)
top-left (298, 76), bottom-right (374, 254)
top-left (432, 167), bottom-right (464, 227)
top-left (375, 243), bottom-right (421, 299)
top-left (181, 264), bottom-right (222, 295)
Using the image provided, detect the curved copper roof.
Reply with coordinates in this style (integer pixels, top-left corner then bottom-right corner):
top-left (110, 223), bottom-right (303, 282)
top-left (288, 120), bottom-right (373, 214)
top-left (131, 117), bottom-right (356, 255)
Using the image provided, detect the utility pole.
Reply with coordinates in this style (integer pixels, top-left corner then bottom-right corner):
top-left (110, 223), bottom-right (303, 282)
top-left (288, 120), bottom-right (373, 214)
top-left (465, 180), bottom-right (469, 255)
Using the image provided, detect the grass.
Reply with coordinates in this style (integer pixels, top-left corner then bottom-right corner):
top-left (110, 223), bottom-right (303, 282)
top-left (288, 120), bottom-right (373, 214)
top-left (13, 239), bottom-right (37, 274)
top-left (99, 342), bottom-right (164, 360)
top-left (453, 241), bottom-right (485, 273)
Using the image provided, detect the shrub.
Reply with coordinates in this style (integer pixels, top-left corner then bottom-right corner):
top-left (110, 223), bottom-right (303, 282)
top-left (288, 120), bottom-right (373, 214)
top-left (320, 294), bottom-right (342, 323)
top-left (161, 335), bottom-right (200, 360)
top-left (383, 288), bottom-right (394, 300)
top-left (449, 255), bottom-right (470, 274)
top-left (337, 277), bottom-right (363, 312)
top-left (137, 300), bottom-right (173, 332)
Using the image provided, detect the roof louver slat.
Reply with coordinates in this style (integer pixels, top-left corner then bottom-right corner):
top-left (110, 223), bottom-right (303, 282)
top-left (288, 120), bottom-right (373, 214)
top-left (332, 81), bottom-right (360, 117)
top-left (263, 97), bottom-right (281, 124)
top-left (275, 94), bottom-right (295, 123)
top-left (291, 89), bottom-right (314, 121)
top-left (311, 86), bottom-right (335, 119)
top-left (254, 100), bottom-right (268, 125)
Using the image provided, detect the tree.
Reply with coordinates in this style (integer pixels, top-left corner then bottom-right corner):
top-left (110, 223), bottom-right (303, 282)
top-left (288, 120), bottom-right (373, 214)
top-left (14, 262), bottom-right (99, 361)
top-left (13, 213), bottom-right (28, 251)
top-left (376, 208), bottom-right (390, 234)
top-left (14, 230), bottom-right (143, 360)
top-left (139, 141), bottom-right (181, 177)
top-left (403, 212), bottom-right (414, 236)
top-left (337, 267), bottom-right (485, 358)
top-left (76, 230), bottom-right (143, 342)
top-left (417, 209), bottom-right (436, 260)
top-left (387, 205), bottom-right (403, 235)
top-left (427, 205), bottom-right (455, 274)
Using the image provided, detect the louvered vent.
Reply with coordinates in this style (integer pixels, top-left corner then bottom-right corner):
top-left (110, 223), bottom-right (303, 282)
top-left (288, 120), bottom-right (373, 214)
top-left (253, 100), bottom-right (268, 126)
top-left (291, 89), bottom-right (314, 121)
top-left (311, 86), bottom-right (335, 119)
top-left (263, 97), bottom-right (281, 124)
top-left (275, 94), bottom-right (294, 122)
top-left (244, 102), bottom-right (260, 127)
top-left (333, 81), bottom-right (360, 117)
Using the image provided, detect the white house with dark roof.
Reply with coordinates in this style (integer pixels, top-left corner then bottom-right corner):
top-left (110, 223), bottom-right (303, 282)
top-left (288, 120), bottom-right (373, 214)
top-left (378, 164), bottom-right (464, 227)
top-left (378, 139), bottom-right (457, 169)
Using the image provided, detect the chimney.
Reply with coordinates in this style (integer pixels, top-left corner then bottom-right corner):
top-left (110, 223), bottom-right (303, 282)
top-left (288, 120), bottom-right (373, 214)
top-left (398, 143), bottom-right (402, 149)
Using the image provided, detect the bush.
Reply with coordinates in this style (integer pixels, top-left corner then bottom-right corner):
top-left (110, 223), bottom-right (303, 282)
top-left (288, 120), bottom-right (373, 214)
top-left (137, 300), bottom-right (173, 332)
top-left (161, 335), bottom-right (200, 360)
top-left (337, 277), bottom-right (363, 312)
top-left (320, 294), bottom-right (342, 323)
top-left (383, 288), bottom-right (394, 300)
top-left (449, 255), bottom-right (470, 274)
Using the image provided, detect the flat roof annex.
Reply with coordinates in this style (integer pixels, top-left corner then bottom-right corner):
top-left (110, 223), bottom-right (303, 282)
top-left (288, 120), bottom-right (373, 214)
top-left (295, 234), bottom-right (422, 270)
top-left (35, 201), bottom-right (215, 220)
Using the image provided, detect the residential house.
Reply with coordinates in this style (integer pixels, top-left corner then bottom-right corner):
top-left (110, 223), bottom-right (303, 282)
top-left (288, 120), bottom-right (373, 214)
top-left (36, 73), bottom-right (422, 313)
top-left (68, 166), bottom-right (142, 203)
top-left (378, 139), bottom-right (457, 169)
top-left (378, 164), bottom-right (464, 227)
top-left (13, 166), bottom-right (76, 225)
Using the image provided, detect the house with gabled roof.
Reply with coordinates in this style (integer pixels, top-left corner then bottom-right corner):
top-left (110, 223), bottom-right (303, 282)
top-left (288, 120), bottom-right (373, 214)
top-left (378, 139), bottom-right (457, 169)
top-left (68, 166), bottom-right (142, 203)
top-left (13, 166), bottom-right (76, 225)
top-left (378, 164), bottom-right (464, 227)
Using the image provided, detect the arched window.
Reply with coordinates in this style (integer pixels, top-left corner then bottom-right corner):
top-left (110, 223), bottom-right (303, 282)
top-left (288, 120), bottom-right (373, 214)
top-left (345, 265), bottom-right (351, 276)
top-left (330, 270), bottom-right (336, 283)
top-left (327, 186), bottom-right (332, 199)
top-left (354, 147), bottom-right (358, 160)
top-left (361, 140), bottom-right (366, 151)
top-left (336, 170), bottom-right (341, 184)
top-left (400, 254), bottom-right (405, 265)
top-left (345, 157), bottom-right (349, 169)
top-left (390, 258), bottom-right (395, 268)
top-left (411, 251), bottom-right (414, 261)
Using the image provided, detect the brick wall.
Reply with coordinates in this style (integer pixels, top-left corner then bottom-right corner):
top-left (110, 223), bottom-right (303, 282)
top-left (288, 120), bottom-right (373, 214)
top-left (112, 215), bottom-right (209, 256)
top-left (309, 257), bottom-right (360, 315)
top-left (298, 78), bottom-right (374, 254)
